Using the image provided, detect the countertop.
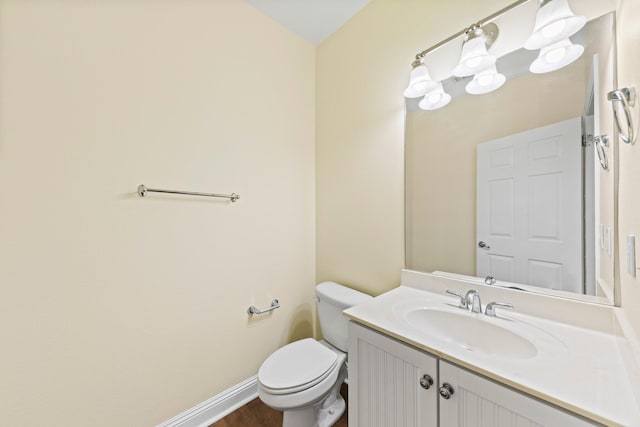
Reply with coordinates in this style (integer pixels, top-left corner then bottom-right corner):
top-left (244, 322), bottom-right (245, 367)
top-left (344, 280), bottom-right (640, 426)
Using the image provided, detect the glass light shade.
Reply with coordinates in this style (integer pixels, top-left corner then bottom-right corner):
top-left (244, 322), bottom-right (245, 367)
top-left (530, 38), bottom-right (584, 73)
top-left (465, 65), bottom-right (506, 95)
top-left (418, 83), bottom-right (451, 110)
top-left (403, 63), bottom-right (438, 98)
top-left (452, 37), bottom-right (496, 77)
top-left (524, 0), bottom-right (586, 50)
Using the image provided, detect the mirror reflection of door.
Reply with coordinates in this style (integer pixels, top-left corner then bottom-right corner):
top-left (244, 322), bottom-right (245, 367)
top-left (476, 118), bottom-right (583, 293)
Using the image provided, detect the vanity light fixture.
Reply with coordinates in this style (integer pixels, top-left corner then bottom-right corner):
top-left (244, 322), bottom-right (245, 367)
top-left (529, 38), bottom-right (584, 73)
top-left (419, 82), bottom-right (452, 110)
top-left (524, 0), bottom-right (586, 50)
top-left (403, 57), bottom-right (438, 98)
top-left (452, 23), bottom-right (499, 77)
top-left (404, 0), bottom-right (589, 110)
top-left (465, 65), bottom-right (506, 95)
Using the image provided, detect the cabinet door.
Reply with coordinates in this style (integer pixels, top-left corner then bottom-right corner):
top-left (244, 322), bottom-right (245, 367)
top-left (348, 322), bottom-right (438, 427)
top-left (439, 361), bottom-right (599, 427)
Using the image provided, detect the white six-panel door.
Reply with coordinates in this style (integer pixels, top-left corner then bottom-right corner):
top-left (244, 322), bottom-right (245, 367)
top-left (476, 117), bottom-right (582, 293)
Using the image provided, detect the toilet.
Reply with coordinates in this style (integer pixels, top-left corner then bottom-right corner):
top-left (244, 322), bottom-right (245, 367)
top-left (257, 281), bottom-right (372, 427)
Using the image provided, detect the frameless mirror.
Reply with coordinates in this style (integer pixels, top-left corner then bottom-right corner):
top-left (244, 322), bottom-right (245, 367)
top-left (405, 10), bottom-right (617, 305)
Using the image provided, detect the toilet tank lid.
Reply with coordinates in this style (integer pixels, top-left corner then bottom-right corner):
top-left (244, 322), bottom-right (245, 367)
top-left (315, 281), bottom-right (372, 308)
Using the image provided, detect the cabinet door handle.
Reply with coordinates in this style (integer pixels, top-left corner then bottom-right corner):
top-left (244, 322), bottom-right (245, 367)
top-left (419, 374), bottom-right (434, 390)
top-left (439, 383), bottom-right (455, 399)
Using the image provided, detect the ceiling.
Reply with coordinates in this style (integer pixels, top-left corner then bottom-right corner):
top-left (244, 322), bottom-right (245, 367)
top-left (244, 0), bottom-right (372, 45)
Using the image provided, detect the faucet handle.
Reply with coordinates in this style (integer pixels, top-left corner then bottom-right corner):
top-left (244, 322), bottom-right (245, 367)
top-left (465, 290), bottom-right (482, 313)
top-left (485, 302), bottom-right (513, 317)
top-left (445, 290), bottom-right (467, 309)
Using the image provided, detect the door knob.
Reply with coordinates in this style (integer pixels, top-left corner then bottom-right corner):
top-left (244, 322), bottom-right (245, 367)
top-left (439, 383), bottom-right (455, 399)
top-left (478, 241), bottom-right (491, 250)
top-left (419, 374), bottom-right (434, 390)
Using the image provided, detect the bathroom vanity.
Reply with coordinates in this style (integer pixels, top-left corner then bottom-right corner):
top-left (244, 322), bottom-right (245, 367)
top-left (343, 271), bottom-right (640, 427)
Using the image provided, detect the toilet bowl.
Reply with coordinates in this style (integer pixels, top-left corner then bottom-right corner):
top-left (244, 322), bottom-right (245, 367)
top-left (257, 282), bottom-right (372, 427)
top-left (258, 339), bottom-right (347, 427)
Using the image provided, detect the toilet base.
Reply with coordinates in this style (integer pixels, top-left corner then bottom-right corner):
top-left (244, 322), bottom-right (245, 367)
top-left (317, 393), bottom-right (345, 427)
top-left (281, 392), bottom-right (345, 427)
top-left (281, 362), bottom-right (346, 427)
top-left (282, 406), bottom-right (318, 427)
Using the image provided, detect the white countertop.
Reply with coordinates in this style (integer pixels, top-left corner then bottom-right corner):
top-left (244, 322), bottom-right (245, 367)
top-left (344, 283), bottom-right (640, 426)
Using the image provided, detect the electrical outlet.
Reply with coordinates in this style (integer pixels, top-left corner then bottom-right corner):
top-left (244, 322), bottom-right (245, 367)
top-left (627, 235), bottom-right (636, 278)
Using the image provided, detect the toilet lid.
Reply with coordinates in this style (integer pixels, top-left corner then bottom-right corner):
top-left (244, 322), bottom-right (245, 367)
top-left (258, 338), bottom-right (338, 394)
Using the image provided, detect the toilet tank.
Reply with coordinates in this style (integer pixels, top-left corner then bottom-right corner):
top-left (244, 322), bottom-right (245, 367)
top-left (316, 281), bottom-right (372, 352)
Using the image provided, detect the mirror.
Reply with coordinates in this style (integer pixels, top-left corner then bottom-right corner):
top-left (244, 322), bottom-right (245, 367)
top-left (405, 9), bottom-right (617, 305)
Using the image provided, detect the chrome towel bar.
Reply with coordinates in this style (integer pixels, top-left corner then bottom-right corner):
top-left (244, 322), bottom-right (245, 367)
top-left (607, 87), bottom-right (636, 144)
top-left (137, 184), bottom-right (240, 202)
top-left (247, 299), bottom-right (280, 315)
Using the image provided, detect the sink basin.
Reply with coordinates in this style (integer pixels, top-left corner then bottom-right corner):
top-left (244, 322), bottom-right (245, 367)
top-left (404, 308), bottom-right (538, 359)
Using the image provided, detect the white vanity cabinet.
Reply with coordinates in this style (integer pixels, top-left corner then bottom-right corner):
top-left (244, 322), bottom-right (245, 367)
top-left (438, 361), bottom-right (597, 427)
top-left (348, 321), bottom-right (438, 427)
top-left (348, 322), bottom-right (599, 427)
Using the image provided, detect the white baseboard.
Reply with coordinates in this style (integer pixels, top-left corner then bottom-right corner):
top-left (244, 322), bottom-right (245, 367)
top-left (157, 375), bottom-right (258, 427)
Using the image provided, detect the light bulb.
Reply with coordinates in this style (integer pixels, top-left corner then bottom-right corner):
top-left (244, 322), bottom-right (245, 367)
top-left (530, 38), bottom-right (584, 73)
top-left (403, 63), bottom-right (437, 98)
top-left (525, 0), bottom-right (586, 50)
top-left (465, 65), bottom-right (505, 95)
top-left (453, 36), bottom-right (496, 77)
top-left (544, 46), bottom-right (567, 63)
top-left (419, 82), bottom-right (451, 111)
top-left (427, 92), bottom-right (442, 104)
top-left (541, 20), bottom-right (566, 39)
top-left (465, 57), bottom-right (483, 69)
top-left (478, 74), bottom-right (495, 87)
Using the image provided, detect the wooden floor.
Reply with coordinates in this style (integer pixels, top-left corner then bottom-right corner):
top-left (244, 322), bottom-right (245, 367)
top-left (210, 384), bottom-right (348, 427)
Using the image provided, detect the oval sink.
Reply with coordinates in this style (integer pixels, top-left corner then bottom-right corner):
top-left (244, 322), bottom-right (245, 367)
top-left (404, 308), bottom-right (538, 359)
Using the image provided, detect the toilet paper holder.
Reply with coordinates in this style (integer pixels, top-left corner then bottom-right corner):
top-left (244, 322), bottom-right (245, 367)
top-left (247, 299), bottom-right (280, 315)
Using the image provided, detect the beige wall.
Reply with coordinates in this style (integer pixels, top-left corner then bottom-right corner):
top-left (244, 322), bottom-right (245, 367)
top-left (617, 0), bottom-right (640, 338)
top-left (0, 1), bottom-right (315, 426)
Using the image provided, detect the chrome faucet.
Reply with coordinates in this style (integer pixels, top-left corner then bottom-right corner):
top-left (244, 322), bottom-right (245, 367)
top-left (465, 290), bottom-right (482, 313)
top-left (446, 289), bottom-right (482, 313)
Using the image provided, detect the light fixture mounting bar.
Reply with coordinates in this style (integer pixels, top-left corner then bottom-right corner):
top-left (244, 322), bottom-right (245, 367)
top-left (412, 0), bottom-right (532, 62)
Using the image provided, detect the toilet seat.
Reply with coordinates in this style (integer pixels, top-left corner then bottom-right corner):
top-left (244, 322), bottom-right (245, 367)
top-left (258, 338), bottom-right (339, 395)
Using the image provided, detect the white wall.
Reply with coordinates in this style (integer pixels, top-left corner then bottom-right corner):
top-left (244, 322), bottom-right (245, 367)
top-left (0, 1), bottom-right (316, 425)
